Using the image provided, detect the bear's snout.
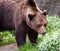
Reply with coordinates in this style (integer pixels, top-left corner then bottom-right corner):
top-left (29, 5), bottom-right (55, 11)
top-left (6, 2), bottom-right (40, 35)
top-left (42, 32), bottom-right (46, 35)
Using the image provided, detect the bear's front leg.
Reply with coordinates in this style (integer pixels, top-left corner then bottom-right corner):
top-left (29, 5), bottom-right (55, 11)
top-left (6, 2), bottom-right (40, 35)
top-left (28, 29), bottom-right (38, 45)
top-left (15, 25), bottom-right (27, 47)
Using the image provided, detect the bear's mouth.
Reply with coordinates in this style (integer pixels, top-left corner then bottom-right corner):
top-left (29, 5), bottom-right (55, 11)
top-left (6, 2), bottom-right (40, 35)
top-left (37, 31), bottom-right (46, 35)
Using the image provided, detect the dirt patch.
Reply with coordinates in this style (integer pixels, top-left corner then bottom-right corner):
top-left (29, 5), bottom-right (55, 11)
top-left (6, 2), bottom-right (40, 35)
top-left (0, 43), bottom-right (18, 51)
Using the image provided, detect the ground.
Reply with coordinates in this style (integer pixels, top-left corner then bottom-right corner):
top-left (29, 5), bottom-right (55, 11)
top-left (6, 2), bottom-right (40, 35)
top-left (0, 43), bottom-right (18, 51)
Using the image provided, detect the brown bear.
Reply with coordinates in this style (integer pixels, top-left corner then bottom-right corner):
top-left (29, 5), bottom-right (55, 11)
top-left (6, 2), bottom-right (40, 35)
top-left (0, 0), bottom-right (48, 47)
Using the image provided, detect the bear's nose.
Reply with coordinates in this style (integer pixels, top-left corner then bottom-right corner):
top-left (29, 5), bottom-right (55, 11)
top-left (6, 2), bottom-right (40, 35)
top-left (42, 32), bottom-right (46, 35)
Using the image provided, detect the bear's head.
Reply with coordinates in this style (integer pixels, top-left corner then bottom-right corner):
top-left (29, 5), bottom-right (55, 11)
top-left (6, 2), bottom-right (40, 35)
top-left (23, 0), bottom-right (48, 35)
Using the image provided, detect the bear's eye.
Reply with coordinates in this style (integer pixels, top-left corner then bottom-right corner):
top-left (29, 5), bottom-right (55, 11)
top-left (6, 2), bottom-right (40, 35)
top-left (28, 14), bottom-right (35, 21)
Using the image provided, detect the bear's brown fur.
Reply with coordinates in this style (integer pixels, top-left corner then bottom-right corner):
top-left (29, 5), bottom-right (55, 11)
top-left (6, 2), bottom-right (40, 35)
top-left (0, 0), bottom-right (48, 47)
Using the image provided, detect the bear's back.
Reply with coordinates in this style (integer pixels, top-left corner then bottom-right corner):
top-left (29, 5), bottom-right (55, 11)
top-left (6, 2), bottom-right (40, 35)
top-left (0, 0), bottom-right (15, 30)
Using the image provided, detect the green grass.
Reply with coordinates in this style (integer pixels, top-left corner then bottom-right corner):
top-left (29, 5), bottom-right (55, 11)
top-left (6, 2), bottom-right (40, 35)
top-left (0, 31), bottom-right (16, 46)
top-left (18, 43), bottom-right (39, 51)
top-left (0, 15), bottom-right (60, 51)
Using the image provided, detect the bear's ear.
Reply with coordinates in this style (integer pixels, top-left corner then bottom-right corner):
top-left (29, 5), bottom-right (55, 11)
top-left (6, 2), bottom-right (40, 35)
top-left (42, 10), bottom-right (47, 16)
top-left (28, 0), bottom-right (36, 7)
top-left (28, 14), bottom-right (35, 21)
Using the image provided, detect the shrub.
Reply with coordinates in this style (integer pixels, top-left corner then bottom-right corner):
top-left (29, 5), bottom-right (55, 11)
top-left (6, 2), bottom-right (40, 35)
top-left (38, 16), bottom-right (60, 51)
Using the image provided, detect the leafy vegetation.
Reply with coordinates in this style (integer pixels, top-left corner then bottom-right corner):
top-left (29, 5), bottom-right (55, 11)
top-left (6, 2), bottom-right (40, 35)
top-left (18, 43), bottom-right (39, 51)
top-left (0, 31), bottom-right (16, 46)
